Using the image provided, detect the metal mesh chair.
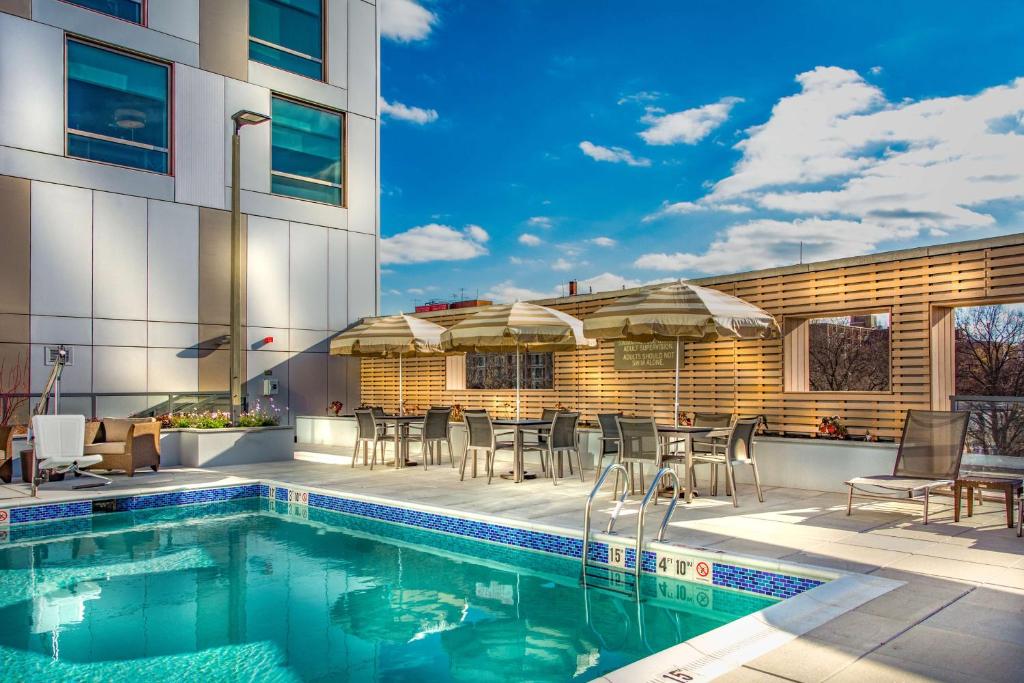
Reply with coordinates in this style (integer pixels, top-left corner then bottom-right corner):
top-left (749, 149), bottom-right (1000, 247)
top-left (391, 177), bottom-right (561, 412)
top-left (540, 412), bottom-right (582, 486)
top-left (595, 413), bottom-right (622, 482)
top-left (846, 410), bottom-right (970, 524)
top-left (616, 416), bottom-right (662, 493)
top-left (460, 411), bottom-right (515, 484)
top-left (691, 418), bottom-right (763, 507)
top-left (413, 407), bottom-right (453, 469)
top-left (354, 408), bottom-right (389, 468)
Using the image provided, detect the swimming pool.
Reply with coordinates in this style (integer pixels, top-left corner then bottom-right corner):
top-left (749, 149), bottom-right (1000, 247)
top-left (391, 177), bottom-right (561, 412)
top-left (0, 497), bottom-right (776, 682)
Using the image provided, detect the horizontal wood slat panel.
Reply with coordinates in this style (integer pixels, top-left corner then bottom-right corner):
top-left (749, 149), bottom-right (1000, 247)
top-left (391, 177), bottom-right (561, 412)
top-left (361, 237), bottom-right (1024, 438)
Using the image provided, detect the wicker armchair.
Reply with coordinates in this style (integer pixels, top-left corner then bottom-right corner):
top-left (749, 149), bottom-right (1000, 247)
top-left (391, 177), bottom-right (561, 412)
top-left (0, 424), bottom-right (23, 483)
top-left (83, 417), bottom-right (161, 477)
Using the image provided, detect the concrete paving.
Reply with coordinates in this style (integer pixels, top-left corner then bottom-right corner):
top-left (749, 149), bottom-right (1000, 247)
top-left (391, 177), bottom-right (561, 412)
top-left (3, 448), bottom-right (1022, 681)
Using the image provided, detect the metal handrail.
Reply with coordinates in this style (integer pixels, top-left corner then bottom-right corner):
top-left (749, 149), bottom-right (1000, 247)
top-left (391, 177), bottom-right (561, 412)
top-left (635, 467), bottom-right (681, 580)
top-left (581, 463), bottom-right (632, 578)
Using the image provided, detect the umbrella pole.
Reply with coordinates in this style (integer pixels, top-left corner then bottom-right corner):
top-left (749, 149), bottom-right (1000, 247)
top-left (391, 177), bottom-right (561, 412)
top-left (674, 338), bottom-right (681, 427)
top-left (515, 344), bottom-right (521, 420)
top-left (398, 353), bottom-right (404, 415)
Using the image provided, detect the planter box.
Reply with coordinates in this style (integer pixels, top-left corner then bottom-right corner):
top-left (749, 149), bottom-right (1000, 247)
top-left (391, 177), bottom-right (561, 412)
top-left (732, 436), bottom-right (899, 493)
top-left (174, 426), bottom-right (295, 468)
top-left (295, 415), bottom-right (358, 453)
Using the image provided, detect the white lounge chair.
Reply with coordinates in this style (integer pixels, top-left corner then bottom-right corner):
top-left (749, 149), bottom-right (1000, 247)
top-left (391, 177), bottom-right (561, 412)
top-left (31, 415), bottom-right (110, 493)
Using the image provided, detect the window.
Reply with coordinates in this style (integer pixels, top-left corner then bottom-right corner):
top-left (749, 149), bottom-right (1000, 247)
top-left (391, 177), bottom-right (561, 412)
top-left (60, 0), bottom-right (144, 23)
top-left (784, 311), bottom-right (891, 392)
top-left (249, 0), bottom-right (323, 80)
top-left (466, 352), bottom-right (554, 390)
top-left (66, 40), bottom-right (170, 173)
top-left (271, 96), bottom-right (344, 205)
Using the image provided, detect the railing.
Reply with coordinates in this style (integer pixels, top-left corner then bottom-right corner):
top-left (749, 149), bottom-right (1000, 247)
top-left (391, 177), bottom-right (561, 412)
top-left (0, 392), bottom-right (234, 422)
top-left (950, 396), bottom-right (1024, 470)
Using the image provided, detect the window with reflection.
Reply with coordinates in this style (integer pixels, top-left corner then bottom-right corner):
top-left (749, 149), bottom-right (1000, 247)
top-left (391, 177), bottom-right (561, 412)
top-left (808, 312), bottom-right (891, 391)
top-left (466, 352), bottom-right (554, 390)
top-left (271, 96), bottom-right (344, 205)
top-left (249, 0), bottom-right (324, 80)
top-left (60, 0), bottom-right (144, 23)
top-left (66, 40), bottom-right (170, 174)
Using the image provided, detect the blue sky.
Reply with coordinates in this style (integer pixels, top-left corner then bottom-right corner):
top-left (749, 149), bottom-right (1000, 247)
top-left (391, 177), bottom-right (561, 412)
top-left (377, 0), bottom-right (1024, 313)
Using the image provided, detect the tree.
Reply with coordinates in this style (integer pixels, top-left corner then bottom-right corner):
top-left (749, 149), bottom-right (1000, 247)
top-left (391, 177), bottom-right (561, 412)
top-left (955, 305), bottom-right (1024, 456)
top-left (809, 318), bottom-right (891, 392)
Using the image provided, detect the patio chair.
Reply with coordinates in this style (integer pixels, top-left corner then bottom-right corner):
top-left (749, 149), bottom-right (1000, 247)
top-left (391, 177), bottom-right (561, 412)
top-left (354, 408), bottom-right (391, 469)
top-left (460, 411), bottom-right (516, 484)
top-left (409, 407), bottom-right (453, 469)
top-left (30, 415), bottom-right (109, 490)
top-left (616, 416), bottom-right (663, 495)
top-left (82, 417), bottom-right (160, 477)
top-left (0, 424), bottom-right (21, 484)
top-left (594, 413), bottom-right (622, 482)
top-left (691, 417), bottom-right (764, 507)
top-left (541, 412), bottom-right (582, 486)
top-left (845, 409), bottom-right (970, 524)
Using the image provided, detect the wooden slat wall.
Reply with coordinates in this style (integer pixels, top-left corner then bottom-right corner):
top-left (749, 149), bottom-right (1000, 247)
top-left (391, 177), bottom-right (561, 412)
top-left (361, 238), bottom-right (1024, 439)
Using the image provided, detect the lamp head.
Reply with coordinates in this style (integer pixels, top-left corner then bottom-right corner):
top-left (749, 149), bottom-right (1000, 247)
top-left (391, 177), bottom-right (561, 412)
top-left (232, 110), bottom-right (271, 131)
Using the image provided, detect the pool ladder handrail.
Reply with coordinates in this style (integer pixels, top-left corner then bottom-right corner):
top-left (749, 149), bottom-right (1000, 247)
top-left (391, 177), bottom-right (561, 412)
top-left (634, 467), bottom-right (681, 580)
top-left (581, 463), bottom-right (632, 577)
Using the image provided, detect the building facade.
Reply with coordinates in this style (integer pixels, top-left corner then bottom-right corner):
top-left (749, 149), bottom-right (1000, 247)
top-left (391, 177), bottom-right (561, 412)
top-left (0, 0), bottom-right (379, 423)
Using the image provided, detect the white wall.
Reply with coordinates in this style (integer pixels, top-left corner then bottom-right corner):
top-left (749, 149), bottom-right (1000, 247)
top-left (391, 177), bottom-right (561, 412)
top-left (0, 0), bottom-right (379, 422)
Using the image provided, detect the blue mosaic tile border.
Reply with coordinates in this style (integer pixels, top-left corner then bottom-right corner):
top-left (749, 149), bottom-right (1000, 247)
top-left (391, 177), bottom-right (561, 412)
top-left (6, 500), bottom-right (92, 525)
top-left (712, 562), bottom-right (824, 599)
top-left (113, 484), bottom-right (262, 512)
top-left (0, 481), bottom-right (826, 601)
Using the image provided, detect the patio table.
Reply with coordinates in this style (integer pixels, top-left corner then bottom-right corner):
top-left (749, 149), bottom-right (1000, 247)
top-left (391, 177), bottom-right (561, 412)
top-left (492, 418), bottom-right (550, 482)
top-left (656, 425), bottom-right (731, 503)
top-left (376, 415), bottom-right (424, 469)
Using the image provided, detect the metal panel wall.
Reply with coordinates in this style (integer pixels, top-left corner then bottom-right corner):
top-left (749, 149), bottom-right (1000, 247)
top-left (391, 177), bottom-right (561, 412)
top-left (0, 13), bottom-right (62, 155)
top-left (175, 65), bottom-right (226, 209)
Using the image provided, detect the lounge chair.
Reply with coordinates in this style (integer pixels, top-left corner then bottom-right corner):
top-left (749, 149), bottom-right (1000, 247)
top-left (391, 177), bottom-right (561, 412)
top-left (31, 414), bottom-right (109, 491)
top-left (845, 409), bottom-right (970, 524)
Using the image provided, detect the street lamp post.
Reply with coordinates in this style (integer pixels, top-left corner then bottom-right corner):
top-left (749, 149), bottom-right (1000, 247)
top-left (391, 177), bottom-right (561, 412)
top-left (230, 110), bottom-right (271, 424)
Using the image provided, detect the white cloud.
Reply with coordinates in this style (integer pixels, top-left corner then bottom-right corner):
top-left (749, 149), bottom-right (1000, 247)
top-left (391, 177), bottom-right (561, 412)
top-left (634, 218), bottom-right (910, 274)
top-left (642, 200), bottom-right (752, 222)
top-left (527, 216), bottom-right (553, 228)
top-left (617, 91), bottom-right (663, 106)
top-left (579, 272), bottom-right (642, 292)
top-left (464, 224), bottom-right (489, 242)
top-left (518, 233), bottom-right (542, 246)
top-left (869, 65), bottom-right (883, 75)
top-left (639, 96), bottom-right (743, 146)
top-left (579, 140), bottom-right (651, 167)
top-left (380, 97), bottom-right (439, 124)
top-left (380, 0), bottom-right (437, 43)
top-left (381, 224), bottom-right (489, 265)
top-left (484, 281), bottom-right (554, 303)
top-left (590, 237), bottom-right (616, 247)
top-left (551, 258), bottom-right (573, 271)
top-left (639, 67), bottom-right (1024, 274)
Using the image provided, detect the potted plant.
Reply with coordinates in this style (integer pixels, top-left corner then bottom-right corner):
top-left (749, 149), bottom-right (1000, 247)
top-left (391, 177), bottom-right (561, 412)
top-left (817, 415), bottom-right (849, 440)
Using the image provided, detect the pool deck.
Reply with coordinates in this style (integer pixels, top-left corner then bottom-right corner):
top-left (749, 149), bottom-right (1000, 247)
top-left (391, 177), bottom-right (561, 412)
top-left (2, 449), bottom-right (1022, 682)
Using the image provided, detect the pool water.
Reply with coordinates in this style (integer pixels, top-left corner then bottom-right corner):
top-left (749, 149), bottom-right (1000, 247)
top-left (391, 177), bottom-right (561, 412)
top-left (0, 499), bottom-right (775, 682)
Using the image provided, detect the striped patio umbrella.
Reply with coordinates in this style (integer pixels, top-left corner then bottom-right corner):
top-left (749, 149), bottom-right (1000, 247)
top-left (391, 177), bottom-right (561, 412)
top-left (330, 314), bottom-right (446, 413)
top-left (583, 281), bottom-right (779, 425)
top-left (440, 302), bottom-right (595, 419)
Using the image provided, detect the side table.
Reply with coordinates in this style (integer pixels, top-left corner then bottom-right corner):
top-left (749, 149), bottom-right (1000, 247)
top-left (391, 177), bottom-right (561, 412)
top-left (954, 475), bottom-right (1023, 528)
